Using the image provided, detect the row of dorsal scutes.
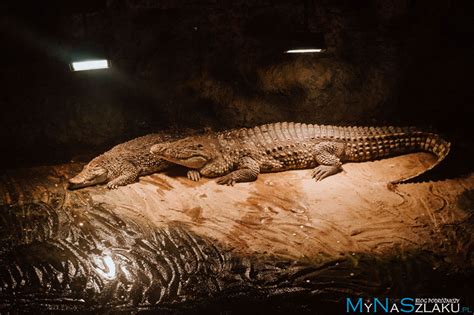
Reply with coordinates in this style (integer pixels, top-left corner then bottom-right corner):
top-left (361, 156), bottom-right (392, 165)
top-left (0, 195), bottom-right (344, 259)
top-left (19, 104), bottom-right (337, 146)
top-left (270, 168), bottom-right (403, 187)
top-left (346, 126), bottom-right (428, 160)
top-left (242, 122), bottom-right (419, 143)
top-left (241, 122), bottom-right (307, 146)
top-left (232, 122), bottom-right (426, 150)
top-left (239, 122), bottom-right (350, 146)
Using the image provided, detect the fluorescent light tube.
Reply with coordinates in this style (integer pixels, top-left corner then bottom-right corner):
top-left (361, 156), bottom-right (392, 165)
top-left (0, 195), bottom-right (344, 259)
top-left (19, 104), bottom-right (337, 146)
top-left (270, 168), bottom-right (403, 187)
top-left (285, 49), bottom-right (323, 54)
top-left (71, 60), bottom-right (109, 71)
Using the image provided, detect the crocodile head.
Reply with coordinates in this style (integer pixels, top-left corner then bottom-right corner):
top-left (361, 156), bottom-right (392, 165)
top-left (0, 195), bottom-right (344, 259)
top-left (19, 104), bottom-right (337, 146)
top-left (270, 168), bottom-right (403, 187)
top-left (150, 135), bottom-right (218, 169)
top-left (68, 160), bottom-right (109, 189)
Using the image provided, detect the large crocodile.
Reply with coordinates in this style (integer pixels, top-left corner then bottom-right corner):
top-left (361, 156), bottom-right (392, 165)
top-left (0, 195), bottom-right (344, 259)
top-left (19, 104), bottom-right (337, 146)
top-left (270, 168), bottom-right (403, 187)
top-left (68, 132), bottom-right (191, 189)
top-left (150, 122), bottom-right (450, 186)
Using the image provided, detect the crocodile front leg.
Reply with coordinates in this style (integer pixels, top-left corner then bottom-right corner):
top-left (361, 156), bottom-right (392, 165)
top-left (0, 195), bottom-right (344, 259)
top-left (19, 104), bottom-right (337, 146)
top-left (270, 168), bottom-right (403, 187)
top-left (311, 142), bottom-right (344, 181)
top-left (187, 170), bottom-right (201, 181)
top-left (106, 162), bottom-right (140, 189)
top-left (215, 157), bottom-right (260, 186)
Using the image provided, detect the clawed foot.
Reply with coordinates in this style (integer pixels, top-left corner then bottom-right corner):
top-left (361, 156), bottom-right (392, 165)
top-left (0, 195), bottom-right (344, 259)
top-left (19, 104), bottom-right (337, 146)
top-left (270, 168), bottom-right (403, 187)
top-left (216, 174), bottom-right (236, 186)
top-left (311, 165), bottom-right (341, 181)
top-left (107, 182), bottom-right (120, 189)
top-left (187, 170), bottom-right (201, 182)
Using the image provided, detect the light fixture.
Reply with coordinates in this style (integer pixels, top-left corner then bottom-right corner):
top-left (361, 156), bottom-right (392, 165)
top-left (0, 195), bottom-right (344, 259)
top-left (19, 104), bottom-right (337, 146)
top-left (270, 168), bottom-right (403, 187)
top-left (284, 0), bottom-right (326, 54)
top-left (285, 48), bottom-right (323, 54)
top-left (70, 59), bottom-right (110, 71)
top-left (284, 32), bottom-right (326, 54)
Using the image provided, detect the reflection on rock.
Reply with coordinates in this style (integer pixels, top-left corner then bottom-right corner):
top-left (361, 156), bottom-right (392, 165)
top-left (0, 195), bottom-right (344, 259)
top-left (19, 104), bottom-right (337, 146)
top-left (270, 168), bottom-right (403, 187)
top-left (0, 161), bottom-right (473, 313)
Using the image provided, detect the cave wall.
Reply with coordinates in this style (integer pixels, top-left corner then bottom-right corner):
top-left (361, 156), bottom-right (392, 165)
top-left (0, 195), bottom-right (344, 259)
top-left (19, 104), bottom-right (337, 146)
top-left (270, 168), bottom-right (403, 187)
top-left (0, 0), bottom-right (473, 167)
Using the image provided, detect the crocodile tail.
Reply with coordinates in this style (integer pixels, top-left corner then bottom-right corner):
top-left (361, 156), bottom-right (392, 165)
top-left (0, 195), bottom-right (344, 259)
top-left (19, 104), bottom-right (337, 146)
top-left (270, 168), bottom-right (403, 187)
top-left (390, 133), bottom-right (451, 186)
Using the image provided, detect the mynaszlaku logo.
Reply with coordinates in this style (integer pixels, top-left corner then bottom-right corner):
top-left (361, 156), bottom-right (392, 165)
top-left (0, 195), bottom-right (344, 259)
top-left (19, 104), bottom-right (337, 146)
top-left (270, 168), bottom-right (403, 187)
top-left (346, 298), bottom-right (472, 313)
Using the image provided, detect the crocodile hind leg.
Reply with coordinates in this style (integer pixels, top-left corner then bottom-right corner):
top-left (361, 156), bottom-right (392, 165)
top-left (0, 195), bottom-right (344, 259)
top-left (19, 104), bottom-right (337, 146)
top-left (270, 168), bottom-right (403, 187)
top-left (215, 157), bottom-right (260, 186)
top-left (311, 142), bottom-right (344, 181)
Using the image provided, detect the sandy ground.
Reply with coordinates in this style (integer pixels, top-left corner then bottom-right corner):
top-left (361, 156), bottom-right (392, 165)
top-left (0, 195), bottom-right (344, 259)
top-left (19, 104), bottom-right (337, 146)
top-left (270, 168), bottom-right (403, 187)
top-left (1, 152), bottom-right (473, 311)
top-left (77, 152), bottom-right (473, 261)
top-left (1, 152), bottom-right (472, 264)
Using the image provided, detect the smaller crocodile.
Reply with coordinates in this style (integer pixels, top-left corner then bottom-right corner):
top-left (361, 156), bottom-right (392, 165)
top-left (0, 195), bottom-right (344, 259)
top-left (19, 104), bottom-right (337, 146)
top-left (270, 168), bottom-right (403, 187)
top-left (68, 132), bottom-right (193, 189)
top-left (150, 122), bottom-right (450, 186)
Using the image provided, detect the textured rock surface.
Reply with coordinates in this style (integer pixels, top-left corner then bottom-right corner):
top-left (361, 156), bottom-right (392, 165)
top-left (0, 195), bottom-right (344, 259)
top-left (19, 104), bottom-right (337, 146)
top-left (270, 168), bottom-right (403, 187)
top-left (0, 154), bottom-right (472, 312)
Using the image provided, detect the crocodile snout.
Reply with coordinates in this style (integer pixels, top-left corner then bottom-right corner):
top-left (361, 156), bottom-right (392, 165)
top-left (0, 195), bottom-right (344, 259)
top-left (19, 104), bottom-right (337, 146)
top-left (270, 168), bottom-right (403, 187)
top-left (67, 167), bottom-right (108, 190)
top-left (67, 177), bottom-right (87, 190)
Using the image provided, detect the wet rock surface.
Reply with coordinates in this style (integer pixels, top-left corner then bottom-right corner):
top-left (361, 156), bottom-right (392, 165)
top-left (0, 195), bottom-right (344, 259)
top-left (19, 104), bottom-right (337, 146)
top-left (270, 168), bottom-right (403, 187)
top-left (0, 154), bottom-right (473, 313)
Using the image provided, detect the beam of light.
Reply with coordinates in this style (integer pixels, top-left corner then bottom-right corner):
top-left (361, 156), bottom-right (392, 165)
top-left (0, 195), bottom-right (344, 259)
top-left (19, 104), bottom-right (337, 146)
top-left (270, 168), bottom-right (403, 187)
top-left (71, 60), bottom-right (109, 71)
top-left (93, 254), bottom-right (117, 280)
top-left (285, 49), bottom-right (323, 54)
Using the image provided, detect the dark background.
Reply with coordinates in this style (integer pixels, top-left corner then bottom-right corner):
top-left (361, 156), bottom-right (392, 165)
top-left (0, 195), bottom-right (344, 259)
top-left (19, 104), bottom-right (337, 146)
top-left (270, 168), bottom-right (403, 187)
top-left (0, 0), bottom-right (473, 171)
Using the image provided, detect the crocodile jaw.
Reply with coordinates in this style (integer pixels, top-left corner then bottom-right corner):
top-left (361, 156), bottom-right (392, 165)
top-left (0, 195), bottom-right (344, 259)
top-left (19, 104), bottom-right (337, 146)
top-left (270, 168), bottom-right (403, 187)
top-left (151, 144), bottom-right (210, 169)
top-left (154, 149), bottom-right (209, 169)
top-left (68, 167), bottom-right (108, 189)
top-left (164, 155), bottom-right (209, 169)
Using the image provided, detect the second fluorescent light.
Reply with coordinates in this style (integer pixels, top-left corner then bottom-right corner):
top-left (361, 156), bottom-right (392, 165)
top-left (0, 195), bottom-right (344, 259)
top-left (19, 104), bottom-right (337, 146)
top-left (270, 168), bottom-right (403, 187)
top-left (285, 49), bottom-right (323, 54)
top-left (71, 60), bottom-right (110, 71)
